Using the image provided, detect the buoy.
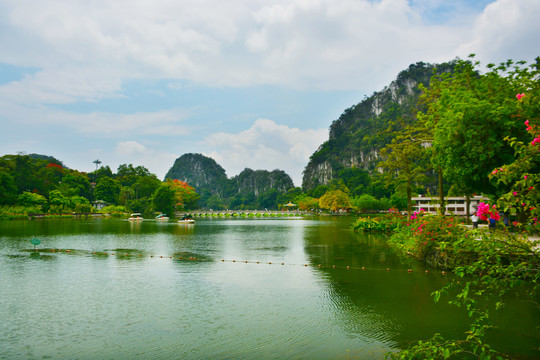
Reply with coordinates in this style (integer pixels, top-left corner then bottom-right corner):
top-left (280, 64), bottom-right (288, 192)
top-left (362, 267), bottom-right (365, 270)
top-left (160, 256), bottom-right (163, 258)
top-left (442, 271), bottom-right (446, 275)
top-left (245, 261), bottom-right (248, 263)
top-left (347, 266), bottom-right (350, 270)
top-left (318, 264), bottom-right (322, 268)
top-left (387, 268), bottom-right (390, 271)
top-left (408, 269), bottom-right (412, 272)
top-left (232, 260), bottom-right (235, 262)
top-left (221, 259), bottom-right (224, 262)
top-left (268, 262), bottom-right (272, 264)
top-left (257, 261), bottom-right (260, 264)
top-left (305, 264), bottom-right (308, 267)
top-left (332, 265), bottom-right (335, 269)
top-left (282, 263), bottom-right (284, 265)
top-left (425, 270), bottom-right (429, 274)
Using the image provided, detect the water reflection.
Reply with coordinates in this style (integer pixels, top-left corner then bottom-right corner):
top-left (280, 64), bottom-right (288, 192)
top-left (0, 217), bottom-right (537, 359)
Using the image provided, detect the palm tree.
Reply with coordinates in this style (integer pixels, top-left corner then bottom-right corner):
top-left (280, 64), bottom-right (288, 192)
top-left (93, 159), bottom-right (102, 170)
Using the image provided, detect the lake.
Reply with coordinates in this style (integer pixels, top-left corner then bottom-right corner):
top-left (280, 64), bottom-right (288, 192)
top-left (0, 216), bottom-right (538, 359)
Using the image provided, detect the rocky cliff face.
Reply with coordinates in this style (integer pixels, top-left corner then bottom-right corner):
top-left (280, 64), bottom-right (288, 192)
top-left (232, 169), bottom-right (294, 196)
top-left (302, 61), bottom-right (455, 191)
top-left (164, 153), bottom-right (228, 190)
top-left (164, 153), bottom-right (294, 201)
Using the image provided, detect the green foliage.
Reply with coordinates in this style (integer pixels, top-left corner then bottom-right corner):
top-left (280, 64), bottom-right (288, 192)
top-left (488, 65), bottom-right (540, 233)
top-left (303, 61), bottom-right (457, 192)
top-left (387, 218), bottom-right (539, 359)
top-left (18, 191), bottom-right (47, 210)
top-left (99, 205), bottom-right (127, 217)
top-left (0, 205), bottom-right (43, 218)
top-left (152, 184), bottom-right (176, 216)
top-left (418, 56), bottom-right (534, 198)
top-left (319, 189), bottom-right (351, 212)
top-left (389, 215), bottom-right (466, 266)
top-left (379, 128), bottom-right (431, 218)
top-left (59, 171), bottom-right (92, 198)
top-left (351, 194), bottom-right (381, 212)
top-left (294, 193), bottom-right (320, 211)
top-left (0, 170), bottom-right (17, 205)
top-left (93, 177), bottom-right (121, 204)
top-left (352, 214), bottom-right (405, 233)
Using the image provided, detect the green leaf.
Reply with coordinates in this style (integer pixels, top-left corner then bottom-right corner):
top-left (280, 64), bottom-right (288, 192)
top-left (442, 348), bottom-right (450, 359)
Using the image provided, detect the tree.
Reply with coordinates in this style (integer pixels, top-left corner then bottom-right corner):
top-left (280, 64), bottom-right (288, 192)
top-left (0, 170), bottom-right (17, 205)
top-left (59, 171), bottom-right (92, 198)
top-left (319, 189), bottom-right (351, 212)
top-left (48, 190), bottom-right (69, 213)
top-left (418, 56), bottom-right (531, 216)
top-left (379, 130), bottom-right (430, 219)
top-left (93, 177), bottom-right (120, 204)
top-left (18, 191), bottom-right (47, 210)
top-left (351, 194), bottom-right (380, 213)
top-left (257, 189), bottom-right (280, 209)
top-left (489, 63), bottom-right (540, 232)
top-left (152, 184), bottom-right (176, 216)
top-left (164, 179), bottom-right (200, 210)
top-left (89, 165), bottom-right (113, 182)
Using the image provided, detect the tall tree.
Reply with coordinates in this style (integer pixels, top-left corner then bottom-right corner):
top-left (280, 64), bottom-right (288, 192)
top-left (417, 56), bottom-right (530, 209)
top-left (379, 129), bottom-right (430, 219)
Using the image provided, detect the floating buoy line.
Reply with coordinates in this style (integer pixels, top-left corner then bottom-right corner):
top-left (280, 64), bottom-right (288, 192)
top-left (21, 248), bottom-right (446, 274)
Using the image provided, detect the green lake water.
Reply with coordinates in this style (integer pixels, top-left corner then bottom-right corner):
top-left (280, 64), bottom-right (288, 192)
top-left (0, 216), bottom-right (538, 359)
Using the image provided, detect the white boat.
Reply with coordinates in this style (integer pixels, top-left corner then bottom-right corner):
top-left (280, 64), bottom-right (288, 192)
top-left (155, 214), bottom-right (169, 220)
top-left (128, 213), bottom-right (143, 221)
top-left (178, 219), bottom-right (195, 224)
top-left (178, 215), bottom-right (195, 224)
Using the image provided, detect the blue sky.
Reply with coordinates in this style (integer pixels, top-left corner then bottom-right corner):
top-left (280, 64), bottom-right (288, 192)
top-left (0, 0), bottom-right (538, 186)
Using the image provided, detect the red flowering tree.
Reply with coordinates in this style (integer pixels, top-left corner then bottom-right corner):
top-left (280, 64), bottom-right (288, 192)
top-left (490, 74), bottom-right (540, 233)
top-left (165, 179), bottom-right (200, 210)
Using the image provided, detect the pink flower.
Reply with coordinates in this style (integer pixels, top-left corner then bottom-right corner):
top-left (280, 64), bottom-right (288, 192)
top-left (516, 93), bottom-right (525, 100)
top-left (524, 175), bottom-right (528, 179)
top-left (513, 191), bottom-right (518, 196)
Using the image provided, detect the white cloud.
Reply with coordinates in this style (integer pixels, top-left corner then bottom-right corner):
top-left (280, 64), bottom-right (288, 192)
top-left (203, 119), bottom-right (327, 186)
top-left (115, 141), bottom-right (147, 156)
top-left (2, 0), bottom-right (538, 107)
top-left (110, 141), bottom-right (178, 179)
top-left (0, 100), bottom-right (191, 138)
top-left (457, 0), bottom-right (540, 65)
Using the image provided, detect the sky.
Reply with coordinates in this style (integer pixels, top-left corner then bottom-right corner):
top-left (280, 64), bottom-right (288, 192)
top-left (0, 0), bottom-right (539, 186)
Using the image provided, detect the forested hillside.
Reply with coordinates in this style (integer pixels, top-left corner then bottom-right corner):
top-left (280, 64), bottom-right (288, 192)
top-left (164, 153), bottom-right (295, 210)
top-left (303, 61), bottom-right (456, 195)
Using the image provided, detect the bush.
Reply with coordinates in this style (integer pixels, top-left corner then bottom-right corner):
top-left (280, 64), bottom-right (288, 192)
top-left (100, 205), bottom-right (127, 217)
top-left (352, 214), bottom-right (406, 233)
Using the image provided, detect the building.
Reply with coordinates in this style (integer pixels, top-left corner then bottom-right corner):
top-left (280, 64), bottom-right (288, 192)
top-left (412, 195), bottom-right (489, 216)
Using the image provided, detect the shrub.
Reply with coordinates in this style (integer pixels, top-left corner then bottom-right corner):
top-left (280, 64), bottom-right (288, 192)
top-left (352, 214), bottom-right (406, 233)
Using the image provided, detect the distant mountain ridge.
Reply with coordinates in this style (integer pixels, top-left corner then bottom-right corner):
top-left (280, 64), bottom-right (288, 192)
top-left (302, 61), bottom-right (456, 191)
top-left (164, 153), bottom-right (294, 208)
